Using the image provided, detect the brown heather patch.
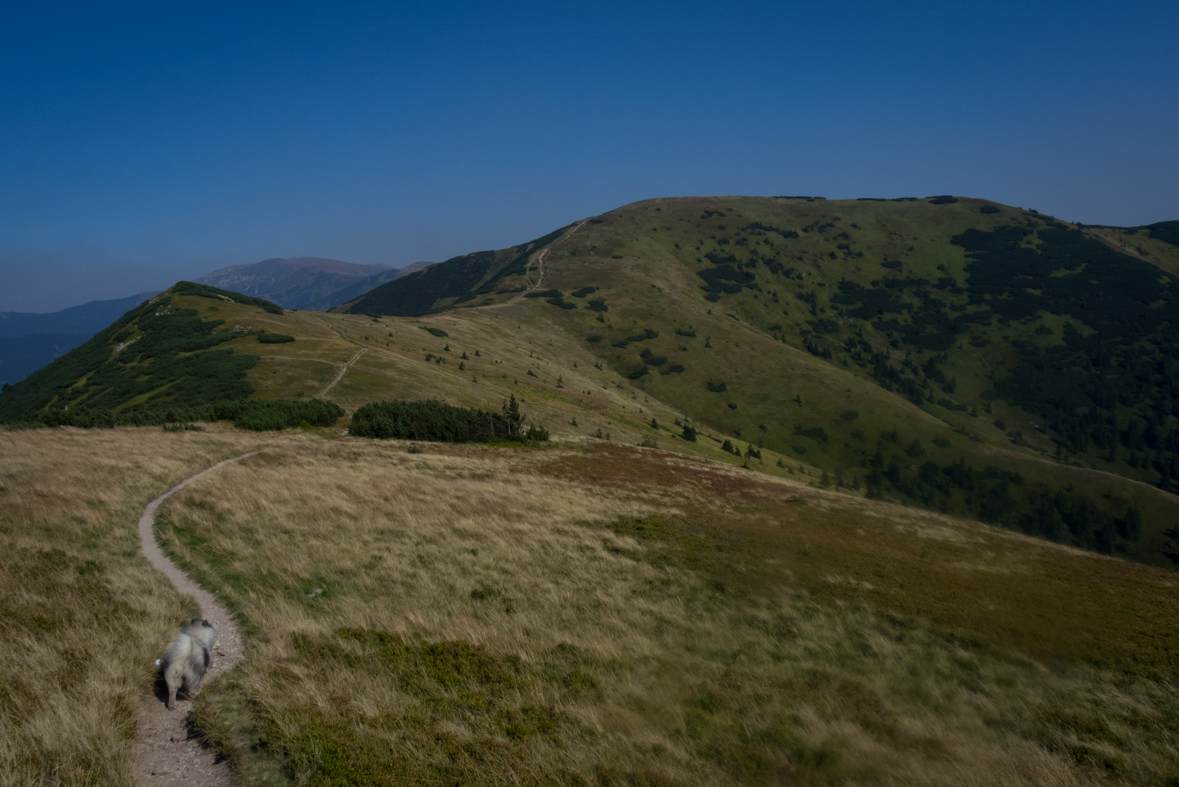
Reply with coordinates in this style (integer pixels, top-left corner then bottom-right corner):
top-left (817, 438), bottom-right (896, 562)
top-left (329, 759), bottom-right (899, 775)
top-left (538, 441), bottom-right (776, 499)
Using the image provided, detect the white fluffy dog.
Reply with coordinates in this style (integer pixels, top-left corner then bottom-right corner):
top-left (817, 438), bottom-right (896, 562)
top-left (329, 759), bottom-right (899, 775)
top-left (160, 618), bottom-right (215, 709)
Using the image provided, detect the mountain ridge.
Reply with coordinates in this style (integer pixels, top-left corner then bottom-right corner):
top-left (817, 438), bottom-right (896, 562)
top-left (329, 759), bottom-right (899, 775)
top-left (4, 195), bottom-right (1179, 570)
top-left (195, 256), bottom-right (438, 311)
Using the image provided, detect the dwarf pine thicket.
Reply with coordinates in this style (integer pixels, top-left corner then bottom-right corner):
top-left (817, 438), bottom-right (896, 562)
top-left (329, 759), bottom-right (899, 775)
top-left (350, 396), bottom-right (549, 443)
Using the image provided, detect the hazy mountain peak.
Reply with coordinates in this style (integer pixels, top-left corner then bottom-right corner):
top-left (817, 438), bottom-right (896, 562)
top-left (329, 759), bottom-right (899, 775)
top-left (194, 257), bottom-right (406, 311)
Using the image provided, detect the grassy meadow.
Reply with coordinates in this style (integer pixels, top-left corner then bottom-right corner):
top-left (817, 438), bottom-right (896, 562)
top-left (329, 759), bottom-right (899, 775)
top-left (0, 426), bottom-right (274, 786)
top-left (136, 431), bottom-right (1178, 785)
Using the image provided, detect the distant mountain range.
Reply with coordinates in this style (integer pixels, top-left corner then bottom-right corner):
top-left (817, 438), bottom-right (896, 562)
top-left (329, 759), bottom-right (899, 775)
top-left (194, 256), bottom-right (435, 311)
top-left (0, 292), bottom-right (159, 385)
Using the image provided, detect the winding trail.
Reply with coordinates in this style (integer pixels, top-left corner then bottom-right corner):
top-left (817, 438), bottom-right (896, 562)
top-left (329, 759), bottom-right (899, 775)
top-left (490, 220), bottom-right (587, 309)
top-left (131, 452), bottom-right (258, 787)
top-left (317, 348), bottom-right (366, 398)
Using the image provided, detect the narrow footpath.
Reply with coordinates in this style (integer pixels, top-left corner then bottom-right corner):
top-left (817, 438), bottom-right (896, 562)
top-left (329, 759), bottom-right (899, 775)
top-left (318, 347), bottom-right (367, 398)
top-left (130, 452), bottom-right (258, 787)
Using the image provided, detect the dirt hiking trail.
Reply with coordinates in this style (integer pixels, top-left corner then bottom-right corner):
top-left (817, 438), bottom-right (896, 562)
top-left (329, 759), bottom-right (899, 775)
top-left (131, 452), bottom-right (257, 787)
top-left (317, 347), bottom-right (367, 398)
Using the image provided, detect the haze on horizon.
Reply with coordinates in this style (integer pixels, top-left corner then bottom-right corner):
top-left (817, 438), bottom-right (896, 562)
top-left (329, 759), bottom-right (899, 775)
top-left (2, 0), bottom-right (1176, 313)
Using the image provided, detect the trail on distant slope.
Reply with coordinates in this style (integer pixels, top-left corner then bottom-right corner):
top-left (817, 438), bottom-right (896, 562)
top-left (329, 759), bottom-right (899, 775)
top-left (492, 221), bottom-right (586, 308)
top-left (317, 348), bottom-right (366, 397)
top-left (131, 452), bottom-right (258, 787)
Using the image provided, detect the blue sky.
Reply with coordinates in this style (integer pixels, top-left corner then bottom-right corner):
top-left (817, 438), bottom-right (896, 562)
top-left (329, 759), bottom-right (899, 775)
top-left (2, 1), bottom-right (1177, 312)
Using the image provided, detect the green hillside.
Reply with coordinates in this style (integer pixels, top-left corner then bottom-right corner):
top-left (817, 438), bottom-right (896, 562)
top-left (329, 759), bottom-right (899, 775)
top-left (5, 197), bottom-right (1179, 571)
top-left (0, 284), bottom-right (273, 422)
top-left (342, 225), bottom-right (571, 315)
top-left (340, 195), bottom-right (1179, 568)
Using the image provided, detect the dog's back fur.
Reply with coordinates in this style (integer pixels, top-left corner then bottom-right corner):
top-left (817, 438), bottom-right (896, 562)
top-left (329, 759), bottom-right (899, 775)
top-left (160, 618), bottom-right (215, 709)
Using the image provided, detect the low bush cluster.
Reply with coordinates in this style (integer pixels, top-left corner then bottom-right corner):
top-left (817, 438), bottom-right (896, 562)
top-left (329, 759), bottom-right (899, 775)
top-left (350, 396), bottom-right (548, 443)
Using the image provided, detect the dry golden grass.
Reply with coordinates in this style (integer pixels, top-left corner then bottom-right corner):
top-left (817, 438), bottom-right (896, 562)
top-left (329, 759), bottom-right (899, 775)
top-left (0, 426), bottom-right (278, 786)
top-left (3, 424), bottom-right (1177, 784)
top-left (148, 435), bottom-right (1179, 785)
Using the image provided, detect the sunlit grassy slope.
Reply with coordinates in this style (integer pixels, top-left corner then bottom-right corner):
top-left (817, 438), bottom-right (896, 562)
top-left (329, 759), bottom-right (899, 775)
top-left (0, 426), bottom-right (270, 785)
top-left (4, 427), bottom-right (1179, 785)
top-left (4, 197), bottom-right (1179, 570)
top-left (340, 196), bottom-right (1179, 569)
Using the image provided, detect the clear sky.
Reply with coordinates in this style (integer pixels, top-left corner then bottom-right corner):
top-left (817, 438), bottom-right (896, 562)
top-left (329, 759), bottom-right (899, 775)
top-left (2, 1), bottom-right (1176, 312)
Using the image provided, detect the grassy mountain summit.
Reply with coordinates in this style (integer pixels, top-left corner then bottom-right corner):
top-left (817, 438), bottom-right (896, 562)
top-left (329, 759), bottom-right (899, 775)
top-left (343, 195), bottom-right (1179, 567)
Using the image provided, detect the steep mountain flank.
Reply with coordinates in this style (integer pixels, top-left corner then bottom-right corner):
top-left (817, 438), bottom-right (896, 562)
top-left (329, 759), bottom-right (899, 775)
top-left (0, 284), bottom-right (282, 421)
top-left (344, 225), bottom-right (571, 315)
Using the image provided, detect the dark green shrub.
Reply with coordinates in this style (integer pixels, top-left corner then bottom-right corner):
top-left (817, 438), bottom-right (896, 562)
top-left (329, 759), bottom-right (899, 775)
top-left (586, 335), bottom-right (602, 343)
top-left (525, 289), bottom-right (562, 299)
top-left (628, 367), bottom-right (649, 380)
top-left (681, 423), bottom-right (697, 441)
top-left (980, 205), bottom-right (1001, 214)
top-left (571, 287), bottom-right (598, 298)
top-left (350, 396), bottom-right (545, 444)
top-left (793, 425), bottom-right (829, 443)
top-left (639, 348), bottom-right (666, 366)
top-left (928, 195), bottom-right (959, 204)
top-left (587, 299), bottom-right (608, 312)
top-left (707, 381), bottom-right (727, 393)
top-left (231, 399), bottom-right (345, 430)
top-left (258, 333), bottom-right (295, 344)
top-left (422, 327), bottom-right (449, 338)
